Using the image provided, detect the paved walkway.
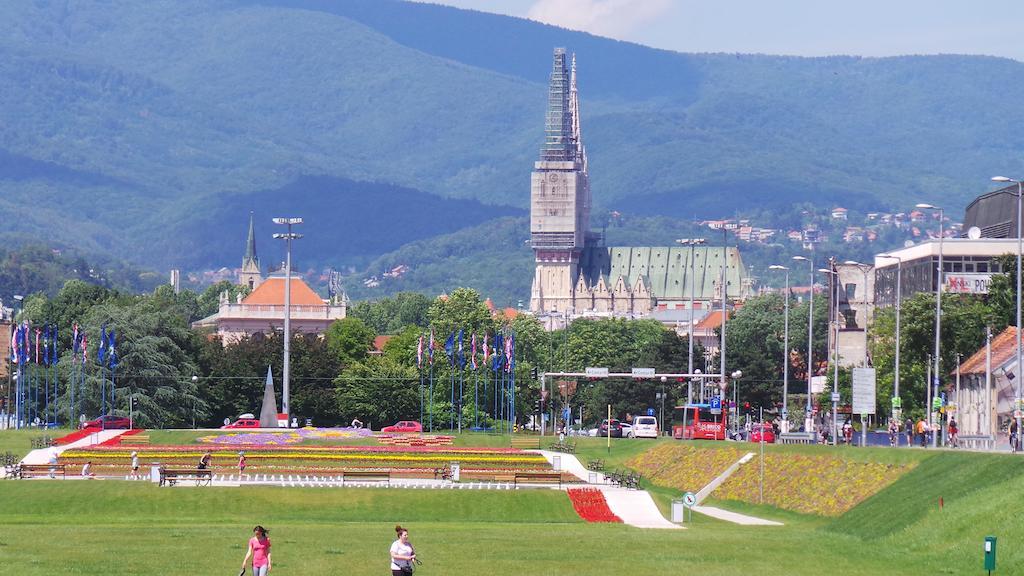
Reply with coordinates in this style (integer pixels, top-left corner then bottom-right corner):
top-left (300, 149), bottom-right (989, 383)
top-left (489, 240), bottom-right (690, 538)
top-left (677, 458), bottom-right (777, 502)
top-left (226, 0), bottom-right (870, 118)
top-left (691, 505), bottom-right (783, 526)
top-left (534, 450), bottom-right (680, 529)
top-left (19, 429), bottom-right (129, 465)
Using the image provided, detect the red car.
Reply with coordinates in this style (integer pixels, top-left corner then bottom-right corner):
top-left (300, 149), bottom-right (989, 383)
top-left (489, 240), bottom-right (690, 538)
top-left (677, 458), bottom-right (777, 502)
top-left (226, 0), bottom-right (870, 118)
top-left (749, 422), bottom-right (776, 443)
top-left (381, 420), bottom-right (422, 433)
top-left (82, 415), bottom-right (131, 429)
top-left (222, 418), bottom-right (261, 429)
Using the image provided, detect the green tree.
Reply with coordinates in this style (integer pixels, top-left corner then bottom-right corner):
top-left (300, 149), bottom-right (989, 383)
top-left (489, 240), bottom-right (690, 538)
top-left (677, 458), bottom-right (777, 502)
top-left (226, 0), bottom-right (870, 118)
top-left (336, 356), bottom-right (420, 427)
top-left (324, 317), bottom-right (376, 367)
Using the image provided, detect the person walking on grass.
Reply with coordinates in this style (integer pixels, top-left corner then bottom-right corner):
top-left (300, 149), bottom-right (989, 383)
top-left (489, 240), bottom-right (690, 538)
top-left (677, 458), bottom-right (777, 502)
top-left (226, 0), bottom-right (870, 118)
top-left (130, 451), bottom-right (140, 480)
top-left (241, 525), bottom-right (272, 575)
top-left (390, 525), bottom-right (416, 575)
top-left (238, 451), bottom-right (247, 478)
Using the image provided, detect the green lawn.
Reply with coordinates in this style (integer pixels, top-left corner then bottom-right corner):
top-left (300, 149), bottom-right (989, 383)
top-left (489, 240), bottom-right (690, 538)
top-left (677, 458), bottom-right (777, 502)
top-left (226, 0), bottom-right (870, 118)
top-left (0, 429), bottom-right (62, 459)
top-left (0, 481), bottom-right (965, 575)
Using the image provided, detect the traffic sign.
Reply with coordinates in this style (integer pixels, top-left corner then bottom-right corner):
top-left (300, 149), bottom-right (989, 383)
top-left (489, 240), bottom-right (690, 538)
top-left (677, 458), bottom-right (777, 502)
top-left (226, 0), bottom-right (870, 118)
top-left (710, 397), bottom-right (721, 409)
top-left (891, 396), bottom-right (902, 409)
top-left (682, 492), bottom-right (697, 507)
top-left (932, 396), bottom-right (943, 410)
top-left (646, 408), bottom-right (655, 416)
top-left (585, 367), bottom-right (609, 377)
top-left (831, 392), bottom-right (841, 403)
top-left (631, 367), bottom-right (656, 378)
top-left (852, 368), bottom-right (877, 415)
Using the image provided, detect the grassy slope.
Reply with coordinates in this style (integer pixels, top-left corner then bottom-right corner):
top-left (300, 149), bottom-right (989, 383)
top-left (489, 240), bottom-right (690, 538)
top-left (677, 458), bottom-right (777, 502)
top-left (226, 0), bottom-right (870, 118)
top-left (0, 481), bottom-right (923, 576)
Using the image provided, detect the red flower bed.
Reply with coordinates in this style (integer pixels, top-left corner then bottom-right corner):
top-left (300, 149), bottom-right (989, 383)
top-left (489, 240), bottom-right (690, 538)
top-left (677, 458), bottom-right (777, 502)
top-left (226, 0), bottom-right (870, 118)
top-left (566, 488), bottom-right (621, 523)
top-left (52, 427), bottom-right (101, 446)
top-left (101, 429), bottom-right (145, 446)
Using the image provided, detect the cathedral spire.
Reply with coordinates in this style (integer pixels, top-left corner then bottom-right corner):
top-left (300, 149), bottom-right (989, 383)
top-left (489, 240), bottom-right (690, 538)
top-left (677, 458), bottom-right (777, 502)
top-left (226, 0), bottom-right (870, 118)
top-left (243, 211), bottom-right (259, 270)
top-left (540, 48), bottom-right (577, 163)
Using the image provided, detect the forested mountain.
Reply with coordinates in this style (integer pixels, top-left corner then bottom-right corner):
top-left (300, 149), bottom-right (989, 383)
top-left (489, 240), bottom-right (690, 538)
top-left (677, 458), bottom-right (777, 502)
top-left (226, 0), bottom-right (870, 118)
top-left (2, 0), bottom-right (1023, 298)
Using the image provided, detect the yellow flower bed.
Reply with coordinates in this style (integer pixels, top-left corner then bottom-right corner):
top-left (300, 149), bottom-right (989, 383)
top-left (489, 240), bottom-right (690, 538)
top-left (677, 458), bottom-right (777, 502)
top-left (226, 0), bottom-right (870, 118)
top-left (63, 450), bottom-right (546, 465)
top-left (627, 443), bottom-right (915, 516)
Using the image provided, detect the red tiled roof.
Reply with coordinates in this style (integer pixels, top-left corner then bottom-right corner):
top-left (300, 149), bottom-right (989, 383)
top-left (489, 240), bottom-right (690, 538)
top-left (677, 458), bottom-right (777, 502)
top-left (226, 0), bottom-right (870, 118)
top-left (243, 277), bottom-right (326, 306)
top-left (696, 310), bottom-right (728, 330)
top-left (958, 326), bottom-right (1020, 375)
top-left (372, 335), bottom-right (393, 352)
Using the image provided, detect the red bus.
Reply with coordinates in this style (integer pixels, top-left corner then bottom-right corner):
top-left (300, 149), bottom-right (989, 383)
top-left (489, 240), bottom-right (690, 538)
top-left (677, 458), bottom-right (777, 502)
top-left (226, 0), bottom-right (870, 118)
top-left (673, 404), bottom-right (728, 440)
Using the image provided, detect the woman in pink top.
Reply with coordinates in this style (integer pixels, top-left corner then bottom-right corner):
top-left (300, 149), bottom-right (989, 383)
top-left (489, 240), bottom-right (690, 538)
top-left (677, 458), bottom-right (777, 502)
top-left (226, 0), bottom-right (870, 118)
top-left (241, 525), bottom-right (271, 575)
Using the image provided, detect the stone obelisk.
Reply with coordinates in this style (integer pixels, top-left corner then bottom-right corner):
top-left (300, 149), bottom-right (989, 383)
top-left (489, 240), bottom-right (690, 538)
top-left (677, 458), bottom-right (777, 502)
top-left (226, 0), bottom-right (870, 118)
top-left (259, 365), bottom-right (278, 428)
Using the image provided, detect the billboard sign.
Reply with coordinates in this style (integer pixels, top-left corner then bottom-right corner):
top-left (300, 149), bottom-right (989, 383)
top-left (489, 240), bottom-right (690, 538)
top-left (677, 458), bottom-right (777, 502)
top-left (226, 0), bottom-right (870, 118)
top-left (945, 273), bottom-right (992, 294)
top-left (852, 368), bottom-right (877, 415)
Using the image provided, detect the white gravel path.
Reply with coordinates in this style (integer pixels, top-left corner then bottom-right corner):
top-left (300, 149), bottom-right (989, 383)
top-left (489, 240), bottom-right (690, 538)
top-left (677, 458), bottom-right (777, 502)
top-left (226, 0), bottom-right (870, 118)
top-left (19, 429), bottom-right (129, 465)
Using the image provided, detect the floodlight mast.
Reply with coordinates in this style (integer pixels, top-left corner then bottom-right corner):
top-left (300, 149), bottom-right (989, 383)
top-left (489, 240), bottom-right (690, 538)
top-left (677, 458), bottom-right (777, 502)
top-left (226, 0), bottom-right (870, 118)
top-left (273, 217), bottom-right (304, 425)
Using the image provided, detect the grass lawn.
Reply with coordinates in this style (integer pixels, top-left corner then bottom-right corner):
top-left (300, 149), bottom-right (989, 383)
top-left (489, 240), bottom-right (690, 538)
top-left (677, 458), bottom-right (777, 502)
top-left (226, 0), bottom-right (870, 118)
top-left (0, 429), bottom-right (65, 459)
top-left (0, 481), bottom-right (956, 575)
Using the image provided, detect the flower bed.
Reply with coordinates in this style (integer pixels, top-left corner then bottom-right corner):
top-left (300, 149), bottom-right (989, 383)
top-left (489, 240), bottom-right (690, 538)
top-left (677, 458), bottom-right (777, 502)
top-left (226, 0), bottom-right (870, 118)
top-left (59, 444), bottom-right (551, 472)
top-left (197, 427), bottom-right (374, 446)
top-left (627, 444), bottom-right (916, 517)
top-left (377, 434), bottom-right (454, 446)
top-left (567, 488), bottom-right (621, 523)
top-left (102, 429), bottom-right (145, 446)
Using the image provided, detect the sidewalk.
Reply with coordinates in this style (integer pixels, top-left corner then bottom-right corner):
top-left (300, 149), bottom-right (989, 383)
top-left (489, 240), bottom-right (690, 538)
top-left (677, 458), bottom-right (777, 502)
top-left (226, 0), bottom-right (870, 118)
top-left (19, 429), bottom-right (129, 465)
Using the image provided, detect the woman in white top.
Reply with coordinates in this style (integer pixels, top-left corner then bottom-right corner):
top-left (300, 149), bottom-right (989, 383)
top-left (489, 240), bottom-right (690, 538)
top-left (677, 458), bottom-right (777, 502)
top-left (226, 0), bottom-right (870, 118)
top-left (389, 525), bottom-right (415, 575)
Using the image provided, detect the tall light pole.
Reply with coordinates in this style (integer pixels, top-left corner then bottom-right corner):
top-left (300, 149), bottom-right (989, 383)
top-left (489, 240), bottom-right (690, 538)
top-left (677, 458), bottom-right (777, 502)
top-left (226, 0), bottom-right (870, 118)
top-left (878, 254), bottom-right (903, 410)
top-left (993, 176), bottom-right (1023, 451)
top-left (769, 265), bottom-right (790, 428)
top-left (720, 230), bottom-right (728, 395)
top-left (676, 237), bottom-right (706, 405)
top-left (273, 217), bottom-right (303, 425)
top-left (916, 203), bottom-right (943, 447)
top-left (793, 255), bottom-right (813, 433)
top-left (820, 266), bottom-right (841, 445)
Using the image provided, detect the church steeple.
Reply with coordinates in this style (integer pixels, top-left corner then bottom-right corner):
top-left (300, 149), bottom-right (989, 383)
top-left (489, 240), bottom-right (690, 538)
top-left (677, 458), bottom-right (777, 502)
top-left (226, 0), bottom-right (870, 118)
top-left (239, 211), bottom-right (263, 290)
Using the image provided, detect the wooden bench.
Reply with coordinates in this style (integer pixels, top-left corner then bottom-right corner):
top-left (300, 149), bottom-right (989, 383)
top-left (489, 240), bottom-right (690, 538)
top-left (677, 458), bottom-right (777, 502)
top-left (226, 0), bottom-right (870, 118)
top-left (513, 471), bottom-right (562, 488)
top-left (511, 437), bottom-right (540, 450)
top-left (17, 464), bottom-right (65, 479)
top-left (341, 470), bottom-right (390, 486)
top-left (159, 467), bottom-right (212, 487)
top-left (125, 435), bottom-right (150, 445)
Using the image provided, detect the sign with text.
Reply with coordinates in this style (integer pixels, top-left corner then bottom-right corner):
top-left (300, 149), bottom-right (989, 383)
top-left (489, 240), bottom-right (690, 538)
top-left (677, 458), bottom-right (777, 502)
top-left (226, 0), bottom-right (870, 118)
top-left (944, 273), bottom-right (992, 294)
top-left (631, 367), bottom-right (656, 378)
top-left (585, 367), bottom-right (609, 377)
top-left (852, 368), bottom-right (877, 415)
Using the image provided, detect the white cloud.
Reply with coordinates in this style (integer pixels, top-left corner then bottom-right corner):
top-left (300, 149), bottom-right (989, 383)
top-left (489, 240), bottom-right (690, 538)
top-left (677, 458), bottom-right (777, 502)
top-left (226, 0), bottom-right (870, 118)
top-left (526, 0), bottom-right (672, 39)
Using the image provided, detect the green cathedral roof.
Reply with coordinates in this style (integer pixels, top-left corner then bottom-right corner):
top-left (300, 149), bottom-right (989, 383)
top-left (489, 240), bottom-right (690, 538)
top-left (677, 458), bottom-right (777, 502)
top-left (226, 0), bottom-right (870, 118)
top-left (581, 245), bottom-right (746, 300)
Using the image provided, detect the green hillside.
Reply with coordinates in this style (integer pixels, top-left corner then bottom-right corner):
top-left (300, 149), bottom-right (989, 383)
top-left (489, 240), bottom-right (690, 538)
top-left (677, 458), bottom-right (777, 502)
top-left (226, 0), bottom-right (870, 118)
top-left (2, 0), bottom-right (1024, 277)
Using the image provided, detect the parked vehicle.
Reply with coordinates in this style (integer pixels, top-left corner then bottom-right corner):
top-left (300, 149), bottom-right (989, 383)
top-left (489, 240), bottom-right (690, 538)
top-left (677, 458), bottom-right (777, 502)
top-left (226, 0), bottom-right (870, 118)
top-left (631, 416), bottom-right (659, 438)
top-left (81, 415), bottom-right (131, 430)
top-left (621, 423), bottom-right (633, 438)
top-left (221, 418), bottom-right (261, 429)
top-left (381, 420), bottom-right (423, 433)
top-left (749, 422), bottom-right (776, 443)
top-left (598, 418), bottom-right (623, 438)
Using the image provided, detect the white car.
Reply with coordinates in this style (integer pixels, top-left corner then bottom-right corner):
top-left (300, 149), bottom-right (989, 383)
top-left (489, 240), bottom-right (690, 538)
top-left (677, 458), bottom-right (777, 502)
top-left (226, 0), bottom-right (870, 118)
top-left (631, 416), bottom-right (659, 438)
top-left (620, 423), bottom-right (633, 438)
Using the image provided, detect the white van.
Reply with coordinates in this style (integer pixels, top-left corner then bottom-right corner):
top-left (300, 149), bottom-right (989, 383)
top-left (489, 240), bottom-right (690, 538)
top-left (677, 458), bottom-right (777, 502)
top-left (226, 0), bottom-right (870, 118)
top-left (632, 416), bottom-right (659, 438)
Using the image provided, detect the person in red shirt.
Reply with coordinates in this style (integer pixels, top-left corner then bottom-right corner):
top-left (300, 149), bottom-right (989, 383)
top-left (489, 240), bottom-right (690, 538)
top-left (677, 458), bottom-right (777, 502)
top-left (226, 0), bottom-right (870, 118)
top-left (242, 525), bottom-right (271, 575)
top-left (238, 451), bottom-right (247, 477)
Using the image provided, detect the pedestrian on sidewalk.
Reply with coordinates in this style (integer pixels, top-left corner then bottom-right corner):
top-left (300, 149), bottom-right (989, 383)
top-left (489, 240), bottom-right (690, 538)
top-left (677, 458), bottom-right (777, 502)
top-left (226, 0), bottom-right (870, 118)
top-left (241, 525), bottom-right (271, 576)
top-left (130, 451), bottom-right (140, 480)
top-left (238, 451), bottom-right (247, 477)
top-left (916, 418), bottom-right (927, 447)
top-left (904, 417), bottom-right (913, 447)
top-left (48, 450), bottom-right (58, 478)
top-left (948, 418), bottom-right (959, 448)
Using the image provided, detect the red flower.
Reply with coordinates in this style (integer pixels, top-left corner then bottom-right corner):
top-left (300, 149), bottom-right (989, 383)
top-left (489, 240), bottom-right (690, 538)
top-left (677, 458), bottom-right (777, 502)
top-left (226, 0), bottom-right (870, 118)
top-left (566, 488), bottom-right (622, 523)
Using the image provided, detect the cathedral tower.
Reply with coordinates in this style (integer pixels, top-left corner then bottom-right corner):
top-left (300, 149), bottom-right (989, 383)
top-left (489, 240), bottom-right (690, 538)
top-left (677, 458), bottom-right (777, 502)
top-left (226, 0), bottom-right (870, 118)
top-left (239, 212), bottom-right (263, 290)
top-left (529, 49), bottom-right (592, 313)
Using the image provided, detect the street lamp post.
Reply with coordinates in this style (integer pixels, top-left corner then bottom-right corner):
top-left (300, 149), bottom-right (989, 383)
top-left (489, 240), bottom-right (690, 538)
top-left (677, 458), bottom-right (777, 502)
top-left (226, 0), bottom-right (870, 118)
top-left (769, 265), bottom-right (790, 429)
top-left (12, 294), bottom-right (22, 430)
top-left (992, 177), bottom-right (1023, 452)
top-left (676, 238), bottom-right (706, 405)
top-left (819, 266), bottom-right (840, 445)
top-left (916, 203), bottom-right (943, 447)
top-left (793, 256), bottom-right (814, 433)
top-left (273, 217), bottom-right (303, 426)
top-left (731, 370), bottom-right (743, 438)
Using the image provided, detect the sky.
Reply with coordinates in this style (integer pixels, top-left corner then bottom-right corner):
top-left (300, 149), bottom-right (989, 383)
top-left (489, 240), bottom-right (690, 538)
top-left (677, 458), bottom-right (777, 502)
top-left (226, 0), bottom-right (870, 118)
top-left (412, 0), bottom-right (1024, 62)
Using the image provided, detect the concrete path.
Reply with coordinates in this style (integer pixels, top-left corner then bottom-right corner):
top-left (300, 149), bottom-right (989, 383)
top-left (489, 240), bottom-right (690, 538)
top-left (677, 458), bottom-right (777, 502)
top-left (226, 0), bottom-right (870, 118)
top-left (534, 450), bottom-right (680, 529)
top-left (691, 505), bottom-right (783, 526)
top-left (19, 429), bottom-right (129, 465)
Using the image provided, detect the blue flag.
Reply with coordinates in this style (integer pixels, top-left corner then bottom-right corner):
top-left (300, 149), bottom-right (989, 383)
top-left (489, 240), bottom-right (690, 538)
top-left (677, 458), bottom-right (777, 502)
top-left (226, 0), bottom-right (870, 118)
top-left (444, 332), bottom-right (455, 366)
top-left (107, 329), bottom-right (117, 370)
top-left (98, 324), bottom-right (108, 365)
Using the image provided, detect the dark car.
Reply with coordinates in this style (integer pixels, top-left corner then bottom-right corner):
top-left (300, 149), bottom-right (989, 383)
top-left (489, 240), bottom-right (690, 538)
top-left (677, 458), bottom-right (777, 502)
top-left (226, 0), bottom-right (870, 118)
top-left (598, 418), bottom-right (623, 438)
top-left (82, 415), bottom-right (131, 429)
